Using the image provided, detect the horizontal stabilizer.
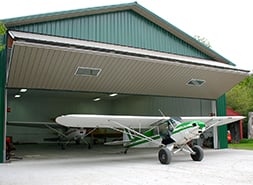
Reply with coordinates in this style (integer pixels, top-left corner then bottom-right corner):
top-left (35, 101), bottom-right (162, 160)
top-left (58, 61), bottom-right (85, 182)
top-left (104, 140), bottom-right (130, 146)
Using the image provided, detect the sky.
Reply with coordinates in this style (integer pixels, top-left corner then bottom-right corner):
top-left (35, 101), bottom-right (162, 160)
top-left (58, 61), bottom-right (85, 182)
top-left (0, 0), bottom-right (252, 71)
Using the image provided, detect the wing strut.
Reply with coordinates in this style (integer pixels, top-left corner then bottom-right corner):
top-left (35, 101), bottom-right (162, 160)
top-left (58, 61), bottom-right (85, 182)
top-left (45, 124), bottom-right (68, 139)
top-left (108, 120), bottom-right (162, 146)
top-left (205, 118), bottom-right (223, 130)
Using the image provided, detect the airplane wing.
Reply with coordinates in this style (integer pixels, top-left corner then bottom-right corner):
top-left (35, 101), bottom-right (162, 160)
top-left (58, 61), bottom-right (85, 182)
top-left (7, 121), bottom-right (59, 128)
top-left (56, 114), bottom-right (245, 130)
top-left (55, 114), bottom-right (169, 129)
top-left (181, 116), bottom-right (245, 129)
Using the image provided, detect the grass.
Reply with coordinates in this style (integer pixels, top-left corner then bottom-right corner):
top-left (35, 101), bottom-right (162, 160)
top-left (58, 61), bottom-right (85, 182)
top-left (228, 139), bottom-right (253, 150)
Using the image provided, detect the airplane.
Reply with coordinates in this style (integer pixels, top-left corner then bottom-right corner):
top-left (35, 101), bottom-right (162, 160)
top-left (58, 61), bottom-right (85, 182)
top-left (7, 121), bottom-right (95, 149)
top-left (56, 114), bottom-right (244, 164)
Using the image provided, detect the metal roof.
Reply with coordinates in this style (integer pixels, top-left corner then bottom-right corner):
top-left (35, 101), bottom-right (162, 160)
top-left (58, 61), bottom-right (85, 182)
top-left (7, 31), bottom-right (248, 99)
top-left (2, 2), bottom-right (235, 66)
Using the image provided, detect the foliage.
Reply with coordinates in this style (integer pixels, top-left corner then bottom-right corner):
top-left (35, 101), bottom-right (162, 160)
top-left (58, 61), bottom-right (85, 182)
top-left (226, 75), bottom-right (253, 138)
top-left (239, 138), bottom-right (253, 143)
top-left (0, 22), bottom-right (7, 51)
top-left (228, 139), bottom-right (253, 150)
top-left (194, 35), bottom-right (211, 48)
top-left (0, 22), bottom-right (6, 34)
top-left (226, 74), bottom-right (253, 117)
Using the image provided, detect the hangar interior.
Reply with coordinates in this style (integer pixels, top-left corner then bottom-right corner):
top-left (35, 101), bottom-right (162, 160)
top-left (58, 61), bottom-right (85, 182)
top-left (0, 2), bottom-right (249, 162)
top-left (7, 89), bottom-right (213, 144)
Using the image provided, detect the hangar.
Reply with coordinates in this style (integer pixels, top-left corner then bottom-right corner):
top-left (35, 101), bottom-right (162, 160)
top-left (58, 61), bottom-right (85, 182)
top-left (0, 2), bottom-right (249, 162)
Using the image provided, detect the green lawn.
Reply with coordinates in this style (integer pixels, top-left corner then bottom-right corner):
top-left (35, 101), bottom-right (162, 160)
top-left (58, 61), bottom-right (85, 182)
top-left (228, 139), bottom-right (253, 150)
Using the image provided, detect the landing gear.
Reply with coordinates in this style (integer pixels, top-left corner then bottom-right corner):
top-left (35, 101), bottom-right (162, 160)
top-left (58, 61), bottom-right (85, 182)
top-left (158, 147), bottom-right (172, 164)
top-left (88, 143), bottom-right (92, 149)
top-left (190, 145), bottom-right (204, 161)
top-left (60, 143), bottom-right (66, 150)
top-left (122, 148), bottom-right (128, 154)
top-left (158, 144), bottom-right (204, 164)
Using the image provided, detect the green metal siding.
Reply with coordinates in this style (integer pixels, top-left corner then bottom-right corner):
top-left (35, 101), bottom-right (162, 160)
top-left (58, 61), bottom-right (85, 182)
top-left (216, 94), bottom-right (228, 149)
top-left (0, 34), bottom-right (7, 163)
top-left (111, 95), bottom-right (212, 116)
top-left (10, 10), bottom-right (212, 60)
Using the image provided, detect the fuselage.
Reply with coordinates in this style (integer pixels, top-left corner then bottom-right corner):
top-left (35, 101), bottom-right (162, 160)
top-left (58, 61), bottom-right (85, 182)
top-left (124, 119), bottom-right (206, 148)
top-left (64, 128), bottom-right (87, 142)
top-left (171, 121), bottom-right (206, 145)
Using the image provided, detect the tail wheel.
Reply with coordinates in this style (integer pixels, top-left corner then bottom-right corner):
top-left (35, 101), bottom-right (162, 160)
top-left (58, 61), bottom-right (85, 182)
top-left (61, 143), bottom-right (66, 150)
top-left (158, 147), bottom-right (172, 164)
top-left (6, 153), bottom-right (10, 160)
top-left (190, 145), bottom-right (204, 161)
top-left (88, 143), bottom-right (92, 149)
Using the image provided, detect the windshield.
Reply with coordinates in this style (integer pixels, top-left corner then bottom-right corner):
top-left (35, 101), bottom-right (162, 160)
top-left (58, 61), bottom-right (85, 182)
top-left (168, 118), bottom-right (181, 127)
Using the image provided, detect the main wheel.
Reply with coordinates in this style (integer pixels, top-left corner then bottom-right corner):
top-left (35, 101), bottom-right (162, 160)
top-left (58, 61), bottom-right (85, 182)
top-left (190, 145), bottom-right (204, 161)
top-left (158, 147), bottom-right (172, 164)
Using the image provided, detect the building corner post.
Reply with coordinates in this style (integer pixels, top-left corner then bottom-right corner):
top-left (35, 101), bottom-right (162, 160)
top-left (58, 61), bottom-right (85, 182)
top-left (216, 94), bottom-right (228, 149)
top-left (0, 34), bottom-right (7, 163)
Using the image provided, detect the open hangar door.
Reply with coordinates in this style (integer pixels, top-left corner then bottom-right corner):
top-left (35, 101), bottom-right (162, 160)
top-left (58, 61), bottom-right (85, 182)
top-left (7, 88), bottom-right (215, 147)
top-left (4, 31), bottom-right (248, 159)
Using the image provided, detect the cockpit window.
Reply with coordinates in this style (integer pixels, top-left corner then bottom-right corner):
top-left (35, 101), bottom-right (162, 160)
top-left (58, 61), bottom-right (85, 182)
top-left (168, 118), bottom-right (181, 127)
top-left (158, 118), bottom-right (182, 136)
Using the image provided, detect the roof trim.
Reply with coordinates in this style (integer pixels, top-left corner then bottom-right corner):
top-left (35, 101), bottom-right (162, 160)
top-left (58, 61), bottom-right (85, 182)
top-left (2, 2), bottom-right (138, 27)
top-left (9, 31), bottom-right (249, 73)
top-left (2, 2), bottom-right (236, 66)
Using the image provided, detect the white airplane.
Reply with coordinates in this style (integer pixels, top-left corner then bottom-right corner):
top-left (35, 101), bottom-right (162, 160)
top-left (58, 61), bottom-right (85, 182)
top-left (7, 121), bottom-right (95, 149)
top-left (43, 125), bottom-right (97, 149)
top-left (56, 114), bottom-right (244, 164)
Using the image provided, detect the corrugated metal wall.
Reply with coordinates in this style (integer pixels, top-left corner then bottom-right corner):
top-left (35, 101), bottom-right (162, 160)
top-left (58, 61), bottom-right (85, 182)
top-left (7, 94), bottom-right (112, 122)
top-left (10, 10), bottom-right (211, 59)
top-left (7, 93), bottom-right (212, 122)
top-left (112, 95), bottom-right (212, 116)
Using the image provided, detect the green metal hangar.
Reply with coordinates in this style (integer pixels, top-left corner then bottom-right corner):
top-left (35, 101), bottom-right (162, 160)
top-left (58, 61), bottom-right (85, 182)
top-left (0, 2), bottom-right (249, 162)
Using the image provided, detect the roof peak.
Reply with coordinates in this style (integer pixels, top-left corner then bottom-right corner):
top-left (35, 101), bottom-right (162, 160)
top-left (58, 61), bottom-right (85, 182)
top-left (2, 2), bottom-right (235, 66)
top-left (2, 2), bottom-right (138, 25)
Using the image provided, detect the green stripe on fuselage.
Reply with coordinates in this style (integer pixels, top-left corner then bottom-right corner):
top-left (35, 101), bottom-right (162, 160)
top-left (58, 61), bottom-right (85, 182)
top-left (127, 134), bottom-right (161, 148)
top-left (127, 128), bottom-right (160, 148)
top-left (172, 121), bottom-right (205, 135)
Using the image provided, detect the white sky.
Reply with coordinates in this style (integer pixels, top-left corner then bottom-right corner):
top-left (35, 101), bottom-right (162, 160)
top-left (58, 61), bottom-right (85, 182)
top-left (0, 0), bottom-right (252, 71)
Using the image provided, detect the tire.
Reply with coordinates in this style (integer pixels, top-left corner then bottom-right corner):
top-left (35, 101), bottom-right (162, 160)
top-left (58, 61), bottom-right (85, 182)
top-left (6, 153), bottom-right (10, 160)
top-left (61, 143), bottom-right (66, 150)
top-left (158, 148), bottom-right (172, 164)
top-left (88, 143), bottom-right (92, 149)
top-left (190, 145), bottom-right (204, 161)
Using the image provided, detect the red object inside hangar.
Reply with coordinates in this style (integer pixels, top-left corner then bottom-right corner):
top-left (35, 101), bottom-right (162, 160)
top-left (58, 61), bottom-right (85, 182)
top-left (226, 107), bottom-right (243, 141)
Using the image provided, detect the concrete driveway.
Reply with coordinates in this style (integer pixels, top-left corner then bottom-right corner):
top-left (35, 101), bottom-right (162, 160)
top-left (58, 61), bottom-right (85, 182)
top-left (0, 144), bottom-right (252, 185)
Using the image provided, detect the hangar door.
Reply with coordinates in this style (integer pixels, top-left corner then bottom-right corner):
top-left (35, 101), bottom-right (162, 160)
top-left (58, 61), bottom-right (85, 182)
top-left (5, 31), bottom-right (248, 143)
top-left (0, 30), bottom-right (248, 162)
top-left (7, 31), bottom-right (248, 99)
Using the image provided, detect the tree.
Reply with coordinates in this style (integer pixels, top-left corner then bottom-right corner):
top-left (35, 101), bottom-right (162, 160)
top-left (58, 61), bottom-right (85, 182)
top-left (226, 74), bottom-right (253, 116)
top-left (226, 75), bottom-right (253, 137)
top-left (0, 22), bottom-right (7, 51)
top-left (194, 35), bottom-right (211, 48)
